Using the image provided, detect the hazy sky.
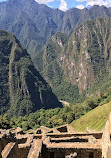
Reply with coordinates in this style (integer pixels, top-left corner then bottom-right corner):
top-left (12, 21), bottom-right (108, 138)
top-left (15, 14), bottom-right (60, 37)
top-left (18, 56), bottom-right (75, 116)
top-left (0, 0), bottom-right (111, 11)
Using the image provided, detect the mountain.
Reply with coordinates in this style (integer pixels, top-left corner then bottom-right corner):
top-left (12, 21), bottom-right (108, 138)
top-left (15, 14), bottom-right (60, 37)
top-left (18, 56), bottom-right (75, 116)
top-left (33, 17), bottom-right (111, 102)
top-left (0, 0), bottom-right (64, 57)
top-left (62, 17), bottom-right (111, 92)
top-left (0, 0), bottom-right (111, 57)
top-left (33, 32), bottom-right (68, 86)
top-left (0, 29), bottom-right (61, 116)
top-left (33, 32), bottom-right (83, 103)
top-left (1, 0), bottom-right (111, 104)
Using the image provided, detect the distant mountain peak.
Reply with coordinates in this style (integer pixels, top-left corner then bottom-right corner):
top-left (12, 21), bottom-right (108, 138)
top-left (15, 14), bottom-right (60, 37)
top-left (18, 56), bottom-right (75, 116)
top-left (8, 0), bottom-right (35, 4)
top-left (87, 5), bottom-right (92, 9)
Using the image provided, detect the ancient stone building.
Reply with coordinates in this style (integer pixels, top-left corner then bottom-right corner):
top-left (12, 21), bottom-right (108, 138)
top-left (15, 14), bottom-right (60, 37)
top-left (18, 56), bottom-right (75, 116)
top-left (0, 117), bottom-right (111, 158)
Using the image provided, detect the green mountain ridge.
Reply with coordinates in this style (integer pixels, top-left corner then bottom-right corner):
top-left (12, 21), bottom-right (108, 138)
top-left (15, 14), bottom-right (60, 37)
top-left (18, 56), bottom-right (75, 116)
top-left (33, 17), bottom-right (111, 103)
top-left (33, 32), bottom-right (68, 86)
top-left (0, 0), bottom-right (111, 57)
top-left (33, 32), bottom-right (82, 103)
top-left (0, 30), bottom-right (61, 116)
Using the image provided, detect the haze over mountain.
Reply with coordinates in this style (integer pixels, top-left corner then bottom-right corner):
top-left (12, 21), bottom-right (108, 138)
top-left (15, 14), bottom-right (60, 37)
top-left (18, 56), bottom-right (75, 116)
top-left (0, 29), bottom-right (61, 116)
top-left (0, 0), bottom-right (111, 57)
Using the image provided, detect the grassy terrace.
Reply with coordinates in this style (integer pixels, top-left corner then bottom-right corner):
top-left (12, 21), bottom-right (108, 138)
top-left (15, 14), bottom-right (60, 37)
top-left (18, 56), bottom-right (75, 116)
top-left (71, 101), bottom-right (111, 132)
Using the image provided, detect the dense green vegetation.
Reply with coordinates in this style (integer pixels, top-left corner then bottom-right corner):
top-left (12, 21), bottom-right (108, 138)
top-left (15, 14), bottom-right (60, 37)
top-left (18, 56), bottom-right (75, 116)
top-left (33, 17), bottom-right (111, 104)
top-left (53, 81), bottom-right (84, 103)
top-left (0, 30), bottom-right (62, 116)
top-left (34, 32), bottom-right (83, 104)
top-left (0, 107), bottom-right (75, 130)
top-left (1, 86), bottom-right (111, 131)
top-left (0, 37), bottom-right (11, 114)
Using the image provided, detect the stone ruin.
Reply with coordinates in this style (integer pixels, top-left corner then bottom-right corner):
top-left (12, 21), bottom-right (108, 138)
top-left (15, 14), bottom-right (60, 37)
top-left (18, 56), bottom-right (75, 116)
top-left (0, 117), bottom-right (111, 158)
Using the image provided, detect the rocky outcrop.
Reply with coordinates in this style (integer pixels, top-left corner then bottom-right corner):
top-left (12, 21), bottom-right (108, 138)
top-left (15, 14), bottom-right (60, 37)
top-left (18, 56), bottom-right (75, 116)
top-left (0, 30), bottom-right (61, 116)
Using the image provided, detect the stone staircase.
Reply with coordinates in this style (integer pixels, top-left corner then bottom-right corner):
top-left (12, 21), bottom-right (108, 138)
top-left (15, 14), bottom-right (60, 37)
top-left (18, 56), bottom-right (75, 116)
top-left (1, 142), bottom-right (16, 158)
top-left (27, 139), bottom-right (42, 158)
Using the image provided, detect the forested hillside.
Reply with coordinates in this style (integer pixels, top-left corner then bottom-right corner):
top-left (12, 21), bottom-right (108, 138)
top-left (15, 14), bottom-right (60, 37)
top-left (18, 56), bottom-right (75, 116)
top-left (0, 0), bottom-right (111, 57)
top-left (0, 30), bottom-right (61, 116)
top-left (33, 17), bottom-right (111, 103)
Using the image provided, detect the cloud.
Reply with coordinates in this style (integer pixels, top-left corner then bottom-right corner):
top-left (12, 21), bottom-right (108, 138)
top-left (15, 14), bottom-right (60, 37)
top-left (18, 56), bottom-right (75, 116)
top-left (76, 0), bottom-right (111, 7)
top-left (35, 0), bottom-right (68, 11)
top-left (59, 0), bottom-right (68, 11)
top-left (35, 0), bottom-right (55, 4)
top-left (76, 4), bottom-right (85, 9)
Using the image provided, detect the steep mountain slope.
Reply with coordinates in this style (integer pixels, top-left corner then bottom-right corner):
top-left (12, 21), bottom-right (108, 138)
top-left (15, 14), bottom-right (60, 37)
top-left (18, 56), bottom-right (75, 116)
top-left (33, 32), bottom-right (68, 86)
top-left (71, 101), bottom-right (111, 132)
top-left (0, 30), bottom-right (61, 116)
top-left (0, 0), bottom-right (64, 57)
top-left (33, 32), bottom-right (82, 103)
top-left (62, 17), bottom-right (111, 91)
top-left (33, 17), bottom-right (111, 102)
top-left (0, 0), bottom-right (111, 57)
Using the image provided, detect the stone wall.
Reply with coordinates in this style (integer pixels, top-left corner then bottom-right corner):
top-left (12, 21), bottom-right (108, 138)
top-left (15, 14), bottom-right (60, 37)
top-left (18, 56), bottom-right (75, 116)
top-left (0, 124), bottom-right (106, 158)
top-left (47, 133), bottom-right (102, 139)
top-left (42, 148), bottom-right (102, 158)
top-left (101, 112), bottom-right (111, 158)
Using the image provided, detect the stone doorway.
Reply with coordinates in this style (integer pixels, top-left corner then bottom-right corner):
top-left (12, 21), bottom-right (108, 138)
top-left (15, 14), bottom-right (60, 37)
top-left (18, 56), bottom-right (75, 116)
top-left (50, 152), bottom-right (55, 158)
top-left (89, 152), bottom-right (94, 158)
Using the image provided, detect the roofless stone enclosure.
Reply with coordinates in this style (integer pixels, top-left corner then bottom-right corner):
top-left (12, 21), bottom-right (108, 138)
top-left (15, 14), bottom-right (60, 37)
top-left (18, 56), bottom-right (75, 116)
top-left (0, 114), bottom-right (111, 158)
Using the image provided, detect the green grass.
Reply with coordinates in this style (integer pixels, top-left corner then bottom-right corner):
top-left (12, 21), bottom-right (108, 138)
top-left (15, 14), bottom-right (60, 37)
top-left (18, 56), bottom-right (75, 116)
top-left (71, 101), bottom-right (111, 132)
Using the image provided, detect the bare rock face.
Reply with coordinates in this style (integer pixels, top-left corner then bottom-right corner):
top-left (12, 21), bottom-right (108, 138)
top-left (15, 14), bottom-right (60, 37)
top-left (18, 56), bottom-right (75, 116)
top-left (0, 30), bottom-right (61, 116)
top-left (60, 18), bottom-right (111, 92)
top-left (61, 23), bottom-right (96, 92)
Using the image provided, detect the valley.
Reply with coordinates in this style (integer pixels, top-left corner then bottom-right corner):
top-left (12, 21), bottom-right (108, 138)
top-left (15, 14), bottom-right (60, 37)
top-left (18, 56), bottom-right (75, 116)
top-left (0, 0), bottom-right (111, 157)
